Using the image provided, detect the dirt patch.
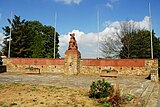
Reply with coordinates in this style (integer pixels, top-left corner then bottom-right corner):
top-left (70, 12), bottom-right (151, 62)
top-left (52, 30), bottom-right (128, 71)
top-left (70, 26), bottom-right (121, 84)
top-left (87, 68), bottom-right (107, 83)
top-left (0, 83), bottom-right (100, 107)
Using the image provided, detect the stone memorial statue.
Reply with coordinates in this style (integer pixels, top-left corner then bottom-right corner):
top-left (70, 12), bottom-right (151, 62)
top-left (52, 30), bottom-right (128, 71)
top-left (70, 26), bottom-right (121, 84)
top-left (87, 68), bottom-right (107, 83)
top-left (64, 33), bottom-right (81, 75)
top-left (68, 33), bottom-right (78, 50)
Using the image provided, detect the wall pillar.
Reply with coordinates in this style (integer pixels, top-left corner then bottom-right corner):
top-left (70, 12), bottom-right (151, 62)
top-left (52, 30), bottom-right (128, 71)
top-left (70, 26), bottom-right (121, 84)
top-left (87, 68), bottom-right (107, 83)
top-left (149, 60), bottom-right (159, 82)
top-left (64, 50), bottom-right (81, 75)
top-left (64, 33), bottom-right (81, 75)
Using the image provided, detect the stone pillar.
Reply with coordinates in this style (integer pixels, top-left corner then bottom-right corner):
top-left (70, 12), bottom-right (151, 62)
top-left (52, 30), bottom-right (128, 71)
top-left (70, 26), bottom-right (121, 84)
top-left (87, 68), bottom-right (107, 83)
top-left (150, 69), bottom-right (159, 82)
top-left (150, 59), bottom-right (159, 82)
top-left (64, 50), bottom-right (81, 75)
top-left (64, 33), bottom-right (81, 75)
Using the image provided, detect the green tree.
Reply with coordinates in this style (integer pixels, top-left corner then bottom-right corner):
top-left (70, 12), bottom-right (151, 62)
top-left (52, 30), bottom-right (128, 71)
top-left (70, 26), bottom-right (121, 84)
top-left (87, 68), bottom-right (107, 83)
top-left (128, 30), bottom-right (159, 58)
top-left (2, 15), bottom-right (60, 58)
top-left (101, 21), bottom-right (159, 59)
top-left (32, 34), bottom-right (44, 58)
top-left (2, 15), bottom-right (32, 57)
top-left (27, 21), bottom-right (60, 58)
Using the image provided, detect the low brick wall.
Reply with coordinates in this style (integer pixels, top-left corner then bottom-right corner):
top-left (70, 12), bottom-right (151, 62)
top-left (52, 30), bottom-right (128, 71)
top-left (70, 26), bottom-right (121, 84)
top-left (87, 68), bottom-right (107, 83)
top-left (80, 59), bottom-right (158, 76)
top-left (3, 58), bottom-right (64, 73)
top-left (11, 58), bottom-right (64, 65)
top-left (2, 58), bottom-right (158, 76)
top-left (81, 59), bottom-right (145, 67)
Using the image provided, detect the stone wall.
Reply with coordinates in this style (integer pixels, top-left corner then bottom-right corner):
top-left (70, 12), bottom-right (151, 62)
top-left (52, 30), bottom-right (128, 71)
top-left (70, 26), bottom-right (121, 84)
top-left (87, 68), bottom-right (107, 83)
top-left (2, 58), bottom-right (64, 73)
top-left (2, 58), bottom-right (158, 76)
top-left (80, 59), bottom-right (158, 76)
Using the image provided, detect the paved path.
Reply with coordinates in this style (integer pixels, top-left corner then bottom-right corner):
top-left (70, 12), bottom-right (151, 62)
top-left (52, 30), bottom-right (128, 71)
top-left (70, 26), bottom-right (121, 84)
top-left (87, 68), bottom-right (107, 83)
top-left (0, 72), bottom-right (159, 107)
top-left (157, 84), bottom-right (160, 107)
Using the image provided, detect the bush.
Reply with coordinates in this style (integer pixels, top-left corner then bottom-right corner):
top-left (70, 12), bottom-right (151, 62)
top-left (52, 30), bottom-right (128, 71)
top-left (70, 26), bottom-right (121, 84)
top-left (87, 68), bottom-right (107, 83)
top-left (25, 66), bottom-right (39, 70)
top-left (89, 79), bottom-right (113, 99)
top-left (109, 95), bottom-right (125, 107)
top-left (122, 94), bottom-right (134, 101)
top-left (89, 79), bottom-right (126, 107)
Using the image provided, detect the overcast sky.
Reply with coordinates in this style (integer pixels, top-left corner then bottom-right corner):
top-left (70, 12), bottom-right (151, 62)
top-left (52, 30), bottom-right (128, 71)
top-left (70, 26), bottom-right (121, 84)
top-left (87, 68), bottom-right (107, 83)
top-left (0, 0), bottom-right (159, 58)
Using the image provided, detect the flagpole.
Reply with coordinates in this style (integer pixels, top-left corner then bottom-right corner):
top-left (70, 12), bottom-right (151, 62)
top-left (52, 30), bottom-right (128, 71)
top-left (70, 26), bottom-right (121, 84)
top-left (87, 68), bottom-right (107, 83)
top-left (8, 12), bottom-right (12, 58)
top-left (97, 10), bottom-right (100, 59)
top-left (54, 12), bottom-right (57, 59)
top-left (149, 2), bottom-right (153, 59)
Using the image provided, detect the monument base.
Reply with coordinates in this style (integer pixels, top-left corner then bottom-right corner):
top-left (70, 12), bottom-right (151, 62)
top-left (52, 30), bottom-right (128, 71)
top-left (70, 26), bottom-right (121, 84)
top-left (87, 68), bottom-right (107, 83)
top-left (150, 69), bottom-right (159, 82)
top-left (64, 50), bottom-right (81, 75)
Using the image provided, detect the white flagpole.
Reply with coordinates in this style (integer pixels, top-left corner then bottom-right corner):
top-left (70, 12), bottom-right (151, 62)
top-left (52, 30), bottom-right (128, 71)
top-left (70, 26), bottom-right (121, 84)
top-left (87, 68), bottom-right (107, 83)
top-left (149, 2), bottom-right (153, 59)
top-left (8, 12), bottom-right (12, 58)
top-left (97, 10), bottom-right (100, 59)
top-left (54, 12), bottom-right (57, 59)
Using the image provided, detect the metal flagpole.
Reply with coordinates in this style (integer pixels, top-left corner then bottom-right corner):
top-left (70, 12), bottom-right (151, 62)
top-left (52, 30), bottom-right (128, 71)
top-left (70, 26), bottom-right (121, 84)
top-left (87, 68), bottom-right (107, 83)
top-left (97, 10), bottom-right (100, 59)
top-left (54, 12), bottom-right (57, 59)
top-left (149, 2), bottom-right (153, 59)
top-left (8, 12), bottom-right (12, 58)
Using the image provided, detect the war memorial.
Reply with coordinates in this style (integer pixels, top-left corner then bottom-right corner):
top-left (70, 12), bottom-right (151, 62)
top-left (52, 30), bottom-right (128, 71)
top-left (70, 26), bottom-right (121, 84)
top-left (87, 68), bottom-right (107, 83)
top-left (0, 33), bottom-right (159, 107)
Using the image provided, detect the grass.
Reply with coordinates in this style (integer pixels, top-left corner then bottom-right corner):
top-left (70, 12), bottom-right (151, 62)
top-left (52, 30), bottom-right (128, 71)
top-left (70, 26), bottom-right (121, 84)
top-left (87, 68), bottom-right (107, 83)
top-left (0, 83), bottom-right (99, 107)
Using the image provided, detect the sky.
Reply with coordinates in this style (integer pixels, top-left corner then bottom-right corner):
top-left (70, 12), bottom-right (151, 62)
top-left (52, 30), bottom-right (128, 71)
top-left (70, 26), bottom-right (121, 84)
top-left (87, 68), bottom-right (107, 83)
top-left (0, 0), bottom-right (160, 58)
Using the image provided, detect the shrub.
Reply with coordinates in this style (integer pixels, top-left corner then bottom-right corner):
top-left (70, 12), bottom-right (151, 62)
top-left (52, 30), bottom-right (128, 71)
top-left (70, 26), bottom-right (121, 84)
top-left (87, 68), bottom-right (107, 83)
top-left (25, 66), bottom-right (39, 70)
top-left (89, 79), bottom-right (113, 99)
top-left (89, 79), bottom-right (126, 107)
top-left (122, 94), bottom-right (134, 101)
top-left (109, 95), bottom-right (125, 107)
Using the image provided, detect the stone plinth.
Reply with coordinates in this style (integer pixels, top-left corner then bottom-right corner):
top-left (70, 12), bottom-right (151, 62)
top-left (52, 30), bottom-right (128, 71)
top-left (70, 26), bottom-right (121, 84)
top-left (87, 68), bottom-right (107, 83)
top-left (149, 59), bottom-right (159, 82)
top-left (64, 50), bottom-right (81, 75)
top-left (150, 69), bottom-right (159, 82)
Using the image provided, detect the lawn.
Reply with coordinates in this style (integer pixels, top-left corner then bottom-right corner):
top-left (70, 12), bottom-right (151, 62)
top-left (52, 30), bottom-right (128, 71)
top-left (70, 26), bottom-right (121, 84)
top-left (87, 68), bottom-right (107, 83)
top-left (0, 83), bottom-right (99, 107)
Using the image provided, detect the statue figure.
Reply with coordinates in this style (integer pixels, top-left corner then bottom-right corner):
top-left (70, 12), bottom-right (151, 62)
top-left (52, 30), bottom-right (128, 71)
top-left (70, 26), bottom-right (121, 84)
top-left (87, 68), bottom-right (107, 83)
top-left (68, 33), bottom-right (78, 50)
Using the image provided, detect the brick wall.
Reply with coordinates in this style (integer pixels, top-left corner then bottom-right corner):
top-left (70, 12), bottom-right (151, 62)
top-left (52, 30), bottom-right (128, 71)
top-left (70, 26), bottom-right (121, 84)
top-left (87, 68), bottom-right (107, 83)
top-left (3, 58), bottom-right (64, 73)
top-left (81, 59), bottom-right (145, 67)
top-left (80, 59), bottom-right (158, 76)
top-left (11, 58), bottom-right (64, 65)
top-left (2, 58), bottom-right (158, 76)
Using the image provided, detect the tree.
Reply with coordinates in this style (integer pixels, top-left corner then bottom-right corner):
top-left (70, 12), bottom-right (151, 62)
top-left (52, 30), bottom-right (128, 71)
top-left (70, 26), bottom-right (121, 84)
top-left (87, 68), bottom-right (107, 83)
top-left (101, 21), bottom-right (138, 58)
top-left (128, 30), bottom-right (159, 58)
top-left (2, 15), bottom-right (60, 58)
top-left (2, 15), bottom-right (32, 57)
top-left (27, 21), bottom-right (60, 58)
top-left (101, 21), bottom-right (159, 59)
top-left (100, 36), bottom-right (121, 58)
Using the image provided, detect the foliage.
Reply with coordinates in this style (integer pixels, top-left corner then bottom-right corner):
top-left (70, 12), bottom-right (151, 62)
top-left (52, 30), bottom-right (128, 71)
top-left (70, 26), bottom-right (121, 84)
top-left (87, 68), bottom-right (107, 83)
top-left (25, 66), bottom-right (39, 70)
top-left (2, 15), bottom-right (60, 58)
top-left (108, 95), bottom-right (125, 107)
top-left (89, 79), bottom-right (127, 107)
top-left (10, 102), bottom-right (17, 106)
top-left (101, 21), bottom-right (160, 59)
top-left (89, 79), bottom-right (113, 99)
top-left (101, 21), bottom-right (137, 58)
top-left (122, 94), bottom-right (134, 101)
top-left (2, 105), bottom-right (8, 107)
top-left (120, 30), bottom-right (159, 58)
top-left (107, 68), bottom-right (112, 73)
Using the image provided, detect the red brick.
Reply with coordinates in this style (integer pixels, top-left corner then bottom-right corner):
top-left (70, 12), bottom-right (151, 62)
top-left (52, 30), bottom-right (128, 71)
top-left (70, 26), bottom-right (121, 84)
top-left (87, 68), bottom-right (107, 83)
top-left (81, 59), bottom-right (145, 67)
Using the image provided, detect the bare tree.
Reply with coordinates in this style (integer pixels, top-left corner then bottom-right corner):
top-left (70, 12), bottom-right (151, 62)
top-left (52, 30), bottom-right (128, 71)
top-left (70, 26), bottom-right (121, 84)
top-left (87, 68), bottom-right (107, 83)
top-left (101, 21), bottom-right (138, 58)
